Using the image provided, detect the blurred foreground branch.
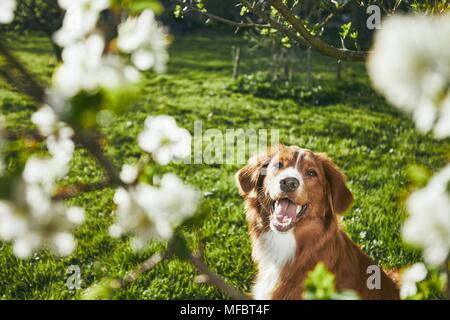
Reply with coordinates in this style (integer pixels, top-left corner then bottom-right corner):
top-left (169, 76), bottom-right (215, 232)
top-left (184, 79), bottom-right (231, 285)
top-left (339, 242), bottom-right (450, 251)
top-left (0, 42), bottom-right (249, 301)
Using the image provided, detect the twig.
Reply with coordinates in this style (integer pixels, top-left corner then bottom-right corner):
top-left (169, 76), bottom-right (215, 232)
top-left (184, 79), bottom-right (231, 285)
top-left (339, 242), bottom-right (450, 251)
top-left (118, 251), bottom-right (167, 288)
top-left (52, 181), bottom-right (111, 200)
top-left (316, 0), bottom-right (352, 31)
top-left (185, 251), bottom-right (249, 300)
top-left (113, 241), bottom-right (250, 301)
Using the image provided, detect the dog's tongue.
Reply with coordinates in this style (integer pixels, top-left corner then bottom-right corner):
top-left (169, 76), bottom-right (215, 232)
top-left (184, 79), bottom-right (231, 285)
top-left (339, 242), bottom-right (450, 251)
top-left (273, 199), bottom-right (297, 224)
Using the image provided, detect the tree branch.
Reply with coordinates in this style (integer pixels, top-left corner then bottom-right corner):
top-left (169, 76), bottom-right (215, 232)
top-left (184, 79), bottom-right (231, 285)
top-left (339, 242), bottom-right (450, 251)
top-left (316, 1), bottom-right (352, 32)
top-left (242, 0), bottom-right (308, 49)
top-left (268, 0), bottom-right (368, 61)
top-left (72, 131), bottom-right (126, 188)
top-left (171, 0), bottom-right (269, 29)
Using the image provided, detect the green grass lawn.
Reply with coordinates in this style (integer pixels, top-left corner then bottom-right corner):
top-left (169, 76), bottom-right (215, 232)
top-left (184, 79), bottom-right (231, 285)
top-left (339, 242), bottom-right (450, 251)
top-left (0, 30), bottom-right (449, 299)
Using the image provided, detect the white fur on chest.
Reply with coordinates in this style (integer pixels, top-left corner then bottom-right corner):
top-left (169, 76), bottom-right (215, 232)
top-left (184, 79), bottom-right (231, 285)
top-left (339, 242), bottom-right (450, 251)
top-left (252, 230), bottom-right (297, 300)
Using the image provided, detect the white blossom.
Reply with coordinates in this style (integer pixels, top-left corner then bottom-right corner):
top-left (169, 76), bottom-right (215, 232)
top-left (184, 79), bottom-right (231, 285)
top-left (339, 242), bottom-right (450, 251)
top-left (110, 174), bottom-right (200, 249)
top-left (400, 263), bottom-right (428, 299)
top-left (45, 126), bottom-right (75, 161)
top-left (109, 186), bottom-right (158, 249)
top-left (0, 0), bottom-right (16, 24)
top-left (54, 34), bottom-right (140, 98)
top-left (31, 105), bottom-right (59, 137)
top-left (403, 164), bottom-right (450, 266)
top-left (120, 164), bottom-right (139, 184)
top-left (22, 117), bottom-right (74, 194)
top-left (0, 202), bottom-right (26, 241)
top-left (367, 14), bottom-right (450, 139)
top-left (22, 155), bottom-right (70, 194)
top-left (140, 173), bottom-right (201, 230)
top-left (138, 115), bottom-right (191, 165)
top-left (32, 106), bottom-right (75, 161)
top-left (53, 0), bottom-right (110, 46)
top-left (0, 183), bottom-right (84, 259)
top-left (117, 9), bottom-right (168, 72)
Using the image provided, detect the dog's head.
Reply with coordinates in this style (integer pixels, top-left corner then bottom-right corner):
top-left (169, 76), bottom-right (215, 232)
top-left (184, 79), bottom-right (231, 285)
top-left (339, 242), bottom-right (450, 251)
top-left (236, 145), bottom-right (353, 233)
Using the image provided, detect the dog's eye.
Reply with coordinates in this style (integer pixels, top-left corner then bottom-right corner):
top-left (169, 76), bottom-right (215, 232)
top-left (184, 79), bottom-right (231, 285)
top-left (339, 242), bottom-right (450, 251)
top-left (274, 162), bottom-right (283, 169)
top-left (307, 169), bottom-right (317, 177)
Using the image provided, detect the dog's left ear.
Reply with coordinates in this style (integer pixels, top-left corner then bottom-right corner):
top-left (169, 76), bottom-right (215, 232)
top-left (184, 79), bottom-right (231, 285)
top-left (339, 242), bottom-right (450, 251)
top-left (318, 153), bottom-right (353, 214)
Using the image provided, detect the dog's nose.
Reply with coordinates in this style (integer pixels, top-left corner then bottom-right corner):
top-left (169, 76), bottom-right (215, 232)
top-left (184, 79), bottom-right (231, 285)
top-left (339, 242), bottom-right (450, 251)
top-left (280, 177), bottom-right (300, 193)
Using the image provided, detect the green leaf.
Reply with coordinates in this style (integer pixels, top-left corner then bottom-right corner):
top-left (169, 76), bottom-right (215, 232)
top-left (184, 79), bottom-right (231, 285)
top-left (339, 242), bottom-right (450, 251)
top-left (406, 164), bottom-right (430, 187)
top-left (123, 0), bottom-right (164, 15)
top-left (260, 28), bottom-right (269, 36)
top-left (303, 262), bottom-right (359, 300)
top-left (281, 36), bottom-right (291, 48)
top-left (240, 6), bottom-right (249, 17)
top-left (339, 22), bottom-right (352, 39)
top-left (304, 262), bottom-right (336, 299)
top-left (174, 4), bottom-right (183, 19)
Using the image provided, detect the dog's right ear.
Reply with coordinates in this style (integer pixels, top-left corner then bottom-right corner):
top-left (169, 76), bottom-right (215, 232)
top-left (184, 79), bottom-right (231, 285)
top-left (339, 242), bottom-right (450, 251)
top-left (235, 147), bottom-right (277, 197)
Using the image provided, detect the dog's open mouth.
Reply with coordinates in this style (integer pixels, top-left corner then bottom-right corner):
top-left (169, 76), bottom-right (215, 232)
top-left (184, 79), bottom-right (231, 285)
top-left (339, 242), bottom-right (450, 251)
top-left (270, 198), bottom-right (308, 232)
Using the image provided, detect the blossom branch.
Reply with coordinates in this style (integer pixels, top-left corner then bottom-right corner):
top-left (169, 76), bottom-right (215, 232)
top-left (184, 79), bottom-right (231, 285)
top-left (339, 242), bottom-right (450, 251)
top-left (1, 3), bottom-right (249, 300)
top-left (0, 45), bottom-right (125, 190)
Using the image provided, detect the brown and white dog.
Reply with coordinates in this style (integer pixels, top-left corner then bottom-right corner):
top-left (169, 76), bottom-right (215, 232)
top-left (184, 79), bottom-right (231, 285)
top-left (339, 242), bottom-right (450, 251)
top-left (236, 145), bottom-right (399, 300)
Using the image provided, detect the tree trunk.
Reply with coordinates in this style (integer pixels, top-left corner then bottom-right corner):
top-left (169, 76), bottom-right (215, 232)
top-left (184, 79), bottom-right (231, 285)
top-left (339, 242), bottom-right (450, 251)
top-left (306, 47), bottom-right (312, 88)
top-left (232, 46), bottom-right (241, 80)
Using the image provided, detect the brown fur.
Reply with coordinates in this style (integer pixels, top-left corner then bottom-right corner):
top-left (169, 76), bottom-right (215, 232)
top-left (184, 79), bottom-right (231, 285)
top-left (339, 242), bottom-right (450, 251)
top-left (236, 145), bottom-right (400, 300)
